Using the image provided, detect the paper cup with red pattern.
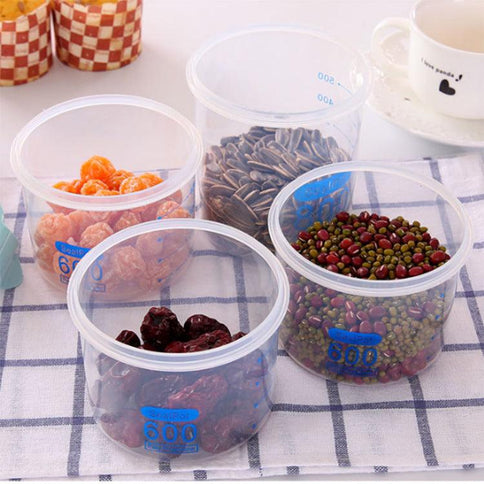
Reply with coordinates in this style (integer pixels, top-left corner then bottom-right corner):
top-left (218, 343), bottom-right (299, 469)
top-left (0, 2), bottom-right (53, 87)
top-left (52, 0), bottom-right (142, 71)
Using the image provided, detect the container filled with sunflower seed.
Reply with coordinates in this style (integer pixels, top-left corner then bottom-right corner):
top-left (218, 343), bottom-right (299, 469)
top-left (186, 25), bottom-right (371, 250)
top-left (268, 162), bottom-right (472, 385)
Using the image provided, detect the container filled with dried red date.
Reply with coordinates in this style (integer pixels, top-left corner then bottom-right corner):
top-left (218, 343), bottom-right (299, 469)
top-left (268, 161), bottom-right (472, 385)
top-left (67, 218), bottom-right (289, 459)
top-left (186, 25), bottom-right (371, 250)
top-left (10, 94), bottom-right (202, 291)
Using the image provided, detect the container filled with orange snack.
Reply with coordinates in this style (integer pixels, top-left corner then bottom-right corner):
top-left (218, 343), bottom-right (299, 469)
top-left (51, 0), bottom-right (142, 71)
top-left (10, 94), bottom-right (203, 290)
top-left (0, 0), bottom-right (53, 86)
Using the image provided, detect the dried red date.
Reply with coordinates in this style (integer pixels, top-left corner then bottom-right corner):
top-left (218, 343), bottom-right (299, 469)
top-left (95, 353), bottom-right (116, 376)
top-left (95, 362), bottom-right (141, 411)
top-left (165, 329), bottom-right (232, 353)
top-left (184, 314), bottom-right (230, 339)
top-left (135, 374), bottom-right (187, 407)
top-left (100, 408), bottom-right (144, 448)
top-left (167, 374), bottom-right (228, 420)
top-left (231, 331), bottom-right (247, 341)
top-left (140, 306), bottom-right (186, 350)
top-left (116, 329), bottom-right (140, 347)
top-left (199, 415), bottom-right (248, 454)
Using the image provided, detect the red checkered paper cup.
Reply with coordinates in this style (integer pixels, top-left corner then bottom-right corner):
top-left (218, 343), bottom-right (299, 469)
top-left (52, 0), bottom-right (142, 71)
top-left (0, 2), bottom-right (53, 87)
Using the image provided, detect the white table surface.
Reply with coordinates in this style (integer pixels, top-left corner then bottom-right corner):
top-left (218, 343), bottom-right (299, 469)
top-left (1, 0), bottom-right (483, 480)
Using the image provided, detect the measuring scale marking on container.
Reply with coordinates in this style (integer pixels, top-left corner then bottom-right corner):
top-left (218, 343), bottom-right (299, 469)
top-left (315, 71), bottom-right (362, 150)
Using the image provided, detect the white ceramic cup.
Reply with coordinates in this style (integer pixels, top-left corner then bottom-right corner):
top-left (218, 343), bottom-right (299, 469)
top-left (371, 0), bottom-right (484, 119)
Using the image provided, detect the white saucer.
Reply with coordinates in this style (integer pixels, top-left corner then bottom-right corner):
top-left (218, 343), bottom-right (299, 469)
top-left (366, 55), bottom-right (484, 148)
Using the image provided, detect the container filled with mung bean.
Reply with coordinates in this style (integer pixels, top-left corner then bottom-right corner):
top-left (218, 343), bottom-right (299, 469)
top-left (186, 25), bottom-right (371, 250)
top-left (268, 161), bottom-right (472, 385)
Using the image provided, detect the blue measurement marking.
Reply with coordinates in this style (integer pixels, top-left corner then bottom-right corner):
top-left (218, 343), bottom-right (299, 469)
top-left (337, 81), bottom-right (353, 95)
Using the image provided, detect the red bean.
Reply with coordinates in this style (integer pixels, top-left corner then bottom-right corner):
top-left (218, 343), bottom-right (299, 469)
top-left (430, 250), bottom-right (446, 264)
top-left (317, 229), bottom-right (329, 241)
top-left (408, 266), bottom-right (424, 277)
top-left (402, 233), bottom-right (416, 243)
top-left (311, 295), bottom-right (323, 308)
top-left (326, 253), bottom-right (340, 265)
top-left (369, 305), bottom-right (387, 320)
top-left (373, 321), bottom-right (387, 336)
top-left (395, 264), bottom-right (408, 278)
top-left (351, 256), bottom-right (363, 267)
top-left (378, 239), bottom-right (392, 250)
top-left (412, 253), bottom-right (424, 264)
top-left (339, 238), bottom-right (353, 250)
top-left (359, 321), bottom-right (373, 333)
top-left (330, 296), bottom-right (345, 308)
top-left (356, 267), bottom-right (369, 278)
top-left (341, 254), bottom-right (351, 265)
top-left (347, 244), bottom-right (360, 256)
top-left (317, 253), bottom-right (327, 264)
top-left (375, 264), bottom-right (389, 279)
top-left (429, 238), bottom-right (440, 249)
top-left (345, 312), bottom-right (357, 326)
top-left (359, 231), bottom-right (373, 243)
top-left (336, 212), bottom-right (350, 222)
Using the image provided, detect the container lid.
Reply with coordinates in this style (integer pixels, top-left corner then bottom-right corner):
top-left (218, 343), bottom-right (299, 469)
top-left (268, 161), bottom-right (473, 297)
top-left (186, 24), bottom-right (372, 127)
top-left (10, 95), bottom-right (203, 212)
top-left (67, 219), bottom-right (290, 371)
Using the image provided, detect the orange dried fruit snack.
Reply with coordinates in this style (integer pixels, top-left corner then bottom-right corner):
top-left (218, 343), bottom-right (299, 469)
top-left (68, 210), bottom-right (95, 241)
top-left (79, 222), bottom-right (114, 248)
top-left (95, 189), bottom-right (120, 196)
top-left (156, 200), bottom-right (191, 219)
top-left (113, 211), bottom-right (141, 232)
top-left (36, 243), bottom-right (56, 272)
top-left (138, 172), bottom-right (163, 188)
top-left (111, 246), bottom-right (146, 281)
top-left (80, 179), bottom-right (109, 195)
top-left (80, 155), bottom-right (116, 183)
top-left (52, 179), bottom-right (83, 194)
top-left (36, 213), bottom-right (74, 245)
top-left (106, 169), bottom-right (134, 191)
top-left (118, 176), bottom-right (150, 194)
top-left (53, 156), bottom-right (163, 196)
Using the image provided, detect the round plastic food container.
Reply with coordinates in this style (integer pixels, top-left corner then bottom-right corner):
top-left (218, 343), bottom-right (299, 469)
top-left (10, 95), bottom-right (203, 290)
top-left (268, 161), bottom-right (472, 385)
top-left (186, 25), bottom-right (371, 250)
top-left (67, 218), bottom-right (289, 459)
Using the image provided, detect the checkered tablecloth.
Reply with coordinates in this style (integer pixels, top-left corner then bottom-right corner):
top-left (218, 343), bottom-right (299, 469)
top-left (1, 153), bottom-right (483, 480)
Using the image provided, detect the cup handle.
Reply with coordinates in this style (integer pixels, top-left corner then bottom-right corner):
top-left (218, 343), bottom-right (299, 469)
top-left (370, 18), bottom-right (410, 77)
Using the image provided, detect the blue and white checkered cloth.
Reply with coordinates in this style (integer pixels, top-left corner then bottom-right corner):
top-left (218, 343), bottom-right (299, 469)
top-left (1, 153), bottom-right (484, 480)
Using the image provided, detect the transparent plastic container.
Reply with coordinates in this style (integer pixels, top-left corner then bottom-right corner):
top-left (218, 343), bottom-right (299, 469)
top-left (268, 161), bottom-right (472, 385)
top-left (67, 219), bottom-right (289, 459)
top-left (10, 95), bottom-right (203, 290)
top-left (186, 25), bottom-right (371, 250)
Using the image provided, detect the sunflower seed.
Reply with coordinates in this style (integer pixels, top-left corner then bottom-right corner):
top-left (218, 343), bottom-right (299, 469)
top-left (202, 125), bottom-right (350, 250)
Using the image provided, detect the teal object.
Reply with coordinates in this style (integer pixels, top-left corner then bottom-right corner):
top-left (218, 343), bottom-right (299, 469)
top-left (0, 206), bottom-right (23, 290)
